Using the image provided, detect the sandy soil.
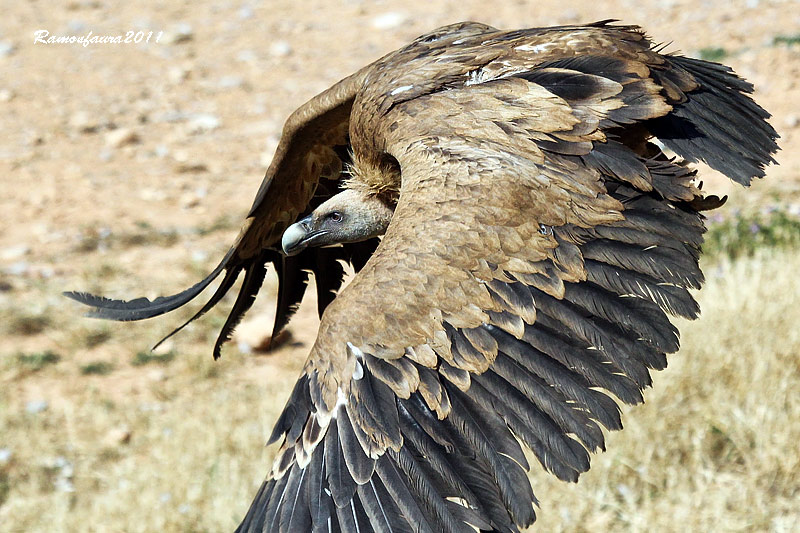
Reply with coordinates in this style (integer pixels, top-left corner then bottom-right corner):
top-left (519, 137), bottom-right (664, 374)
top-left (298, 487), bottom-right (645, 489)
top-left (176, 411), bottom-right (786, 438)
top-left (1, 0), bottom-right (799, 531)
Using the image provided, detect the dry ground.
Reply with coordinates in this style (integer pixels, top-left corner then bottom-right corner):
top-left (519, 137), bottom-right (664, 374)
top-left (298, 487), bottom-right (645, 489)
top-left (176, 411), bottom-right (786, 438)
top-left (1, 1), bottom-right (799, 532)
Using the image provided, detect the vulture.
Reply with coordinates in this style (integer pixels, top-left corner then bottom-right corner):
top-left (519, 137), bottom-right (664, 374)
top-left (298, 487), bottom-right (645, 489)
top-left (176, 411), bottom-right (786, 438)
top-left (67, 21), bottom-right (778, 533)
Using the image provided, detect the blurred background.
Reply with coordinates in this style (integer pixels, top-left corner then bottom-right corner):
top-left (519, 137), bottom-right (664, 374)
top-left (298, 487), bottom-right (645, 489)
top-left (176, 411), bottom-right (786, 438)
top-left (1, 1), bottom-right (799, 531)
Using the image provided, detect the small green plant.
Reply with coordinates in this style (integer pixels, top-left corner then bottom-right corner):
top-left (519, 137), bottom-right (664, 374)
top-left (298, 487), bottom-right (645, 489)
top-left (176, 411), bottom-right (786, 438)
top-left (82, 328), bottom-right (112, 349)
top-left (0, 471), bottom-right (10, 508)
top-left (75, 222), bottom-right (179, 252)
top-left (197, 214), bottom-right (239, 236)
top-left (772, 34), bottom-right (800, 46)
top-left (117, 228), bottom-right (178, 248)
top-left (704, 208), bottom-right (800, 259)
top-left (17, 351), bottom-right (61, 371)
top-left (10, 313), bottom-right (52, 335)
top-left (131, 350), bottom-right (175, 366)
top-left (80, 361), bottom-right (115, 375)
top-left (698, 47), bottom-right (728, 62)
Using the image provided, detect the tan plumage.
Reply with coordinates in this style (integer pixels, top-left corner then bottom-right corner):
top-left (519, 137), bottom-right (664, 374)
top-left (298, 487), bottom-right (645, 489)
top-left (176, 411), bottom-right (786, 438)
top-left (67, 21), bottom-right (779, 532)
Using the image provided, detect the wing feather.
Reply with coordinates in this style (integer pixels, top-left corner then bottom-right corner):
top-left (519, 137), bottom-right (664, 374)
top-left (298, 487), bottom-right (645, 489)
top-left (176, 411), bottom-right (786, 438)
top-left (66, 69), bottom-right (373, 356)
top-left (60, 21), bottom-right (778, 533)
top-left (241, 22), bottom-right (776, 532)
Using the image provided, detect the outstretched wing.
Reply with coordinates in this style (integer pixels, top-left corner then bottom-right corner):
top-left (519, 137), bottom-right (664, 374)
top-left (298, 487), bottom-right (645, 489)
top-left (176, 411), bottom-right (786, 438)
top-left (238, 24), bottom-right (777, 532)
top-left (65, 66), bottom-right (380, 358)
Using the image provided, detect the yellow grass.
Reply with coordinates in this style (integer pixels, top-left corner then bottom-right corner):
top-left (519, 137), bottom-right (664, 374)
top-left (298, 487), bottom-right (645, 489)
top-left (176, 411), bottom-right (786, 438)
top-left (1, 249), bottom-right (799, 532)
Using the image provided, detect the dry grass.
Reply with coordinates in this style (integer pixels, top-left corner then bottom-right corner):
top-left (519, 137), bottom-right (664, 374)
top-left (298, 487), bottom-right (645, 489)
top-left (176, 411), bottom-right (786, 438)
top-left (1, 248), bottom-right (798, 532)
top-left (531, 249), bottom-right (800, 532)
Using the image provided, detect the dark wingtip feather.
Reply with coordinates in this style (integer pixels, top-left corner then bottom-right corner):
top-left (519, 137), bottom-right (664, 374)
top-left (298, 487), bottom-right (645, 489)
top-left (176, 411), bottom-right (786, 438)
top-left (63, 248), bottom-right (233, 321)
top-left (149, 262), bottom-right (246, 353)
top-left (652, 55), bottom-right (779, 186)
top-left (212, 258), bottom-right (269, 360)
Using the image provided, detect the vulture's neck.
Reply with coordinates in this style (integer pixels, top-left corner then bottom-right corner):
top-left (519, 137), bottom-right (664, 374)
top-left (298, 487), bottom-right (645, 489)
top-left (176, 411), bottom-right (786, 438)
top-left (346, 151), bottom-right (402, 205)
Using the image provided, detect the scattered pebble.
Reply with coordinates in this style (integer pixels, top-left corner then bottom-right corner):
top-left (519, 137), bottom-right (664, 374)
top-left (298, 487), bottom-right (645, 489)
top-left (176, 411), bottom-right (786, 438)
top-left (784, 114), bottom-right (799, 129)
top-left (185, 113), bottom-right (220, 134)
top-left (168, 65), bottom-right (191, 84)
top-left (191, 249), bottom-right (209, 263)
top-left (0, 89), bottom-right (14, 102)
top-left (24, 131), bottom-right (45, 147)
top-left (236, 49), bottom-right (258, 63)
top-left (104, 425), bottom-right (132, 446)
top-left (148, 369), bottom-right (168, 382)
top-left (218, 75), bottom-right (245, 89)
top-left (45, 456), bottom-right (75, 493)
top-left (104, 127), bottom-right (139, 148)
top-left (172, 149), bottom-right (190, 163)
top-left (152, 338), bottom-right (174, 356)
top-left (138, 188), bottom-right (167, 202)
top-left (269, 40), bottom-right (292, 57)
top-left (26, 400), bottom-right (49, 414)
top-left (152, 110), bottom-right (186, 123)
top-left (1, 244), bottom-right (30, 261)
top-left (55, 477), bottom-right (75, 493)
top-left (0, 41), bottom-right (16, 58)
top-left (0, 448), bottom-right (12, 465)
top-left (237, 340), bottom-right (252, 354)
top-left (162, 22), bottom-right (194, 45)
top-left (371, 12), bottom-right (407, 30)
top-left (68, 110), bottom-right (100, 133)
top-left (4, 261), bottom-right (29, 276)
top-left (180, 192), bottom-right (201, 208)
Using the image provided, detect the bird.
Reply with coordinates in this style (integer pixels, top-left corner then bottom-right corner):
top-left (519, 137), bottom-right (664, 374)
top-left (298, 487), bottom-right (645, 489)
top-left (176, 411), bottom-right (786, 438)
top-left (66, 20), bottom-right (779, 533)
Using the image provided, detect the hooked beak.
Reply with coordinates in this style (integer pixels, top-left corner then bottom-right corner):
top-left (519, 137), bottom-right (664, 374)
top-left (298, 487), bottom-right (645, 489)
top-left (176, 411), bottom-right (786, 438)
top-left (282, 215), bottom-right (328, 256)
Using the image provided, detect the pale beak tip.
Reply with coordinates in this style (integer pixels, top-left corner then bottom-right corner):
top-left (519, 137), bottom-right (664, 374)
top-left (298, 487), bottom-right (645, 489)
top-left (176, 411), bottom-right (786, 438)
top-left (281, 222), bottom-right (307, 256)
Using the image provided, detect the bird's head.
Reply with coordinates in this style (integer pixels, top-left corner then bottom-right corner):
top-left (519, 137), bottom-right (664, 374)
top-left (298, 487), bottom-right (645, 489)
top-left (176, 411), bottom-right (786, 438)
top-left (281, 189), bottom-right (394, 256)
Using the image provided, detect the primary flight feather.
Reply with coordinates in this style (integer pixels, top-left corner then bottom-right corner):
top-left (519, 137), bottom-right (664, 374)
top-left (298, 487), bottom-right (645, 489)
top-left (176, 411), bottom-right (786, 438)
top-left (67, 21), bottom-right (778, 532)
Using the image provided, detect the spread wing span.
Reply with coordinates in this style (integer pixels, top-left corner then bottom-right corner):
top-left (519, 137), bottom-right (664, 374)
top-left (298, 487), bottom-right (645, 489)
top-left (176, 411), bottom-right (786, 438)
top-left (66, 21), bottom-right (778, 532)
top-left (236, 23), bottom-right (777, 533)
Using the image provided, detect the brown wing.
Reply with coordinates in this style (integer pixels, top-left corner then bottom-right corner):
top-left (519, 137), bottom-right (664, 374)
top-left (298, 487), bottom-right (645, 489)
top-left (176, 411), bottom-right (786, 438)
top-left (64, 66), bottom-right (382, 358)
top-left (238, 24), bottom-right (777, 533)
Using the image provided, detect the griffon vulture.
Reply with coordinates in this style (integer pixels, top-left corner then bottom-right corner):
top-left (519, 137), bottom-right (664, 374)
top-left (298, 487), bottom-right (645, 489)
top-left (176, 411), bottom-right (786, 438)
top-left (67, 21), bottom-right (778, 532)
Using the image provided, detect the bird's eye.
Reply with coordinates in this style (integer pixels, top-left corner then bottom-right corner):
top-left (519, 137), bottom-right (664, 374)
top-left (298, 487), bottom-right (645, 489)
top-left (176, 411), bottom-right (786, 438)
top-left (327, 211), bottom-right (343, 223)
